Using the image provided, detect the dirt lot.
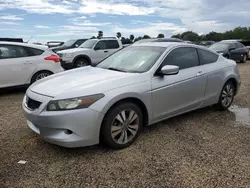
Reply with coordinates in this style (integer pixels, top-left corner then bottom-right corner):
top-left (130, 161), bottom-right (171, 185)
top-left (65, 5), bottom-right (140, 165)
top-left (0, 62), bottom-right (250, 188)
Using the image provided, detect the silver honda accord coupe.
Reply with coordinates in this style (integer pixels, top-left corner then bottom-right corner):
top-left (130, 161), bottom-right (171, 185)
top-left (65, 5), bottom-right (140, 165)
top-left (23, 42), bottom-right (241, 149)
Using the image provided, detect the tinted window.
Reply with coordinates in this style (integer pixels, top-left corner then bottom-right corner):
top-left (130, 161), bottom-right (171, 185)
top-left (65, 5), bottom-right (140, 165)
top-left (75, 39), bottom-right (86, 47)
top-left (161, 47), bottom-right (199, 69)
top-left (235, 42), bottom-right (244, 48)
top-left (25, 47), bottom-right (44, 56)
top-left (229, 43), bottom-right (236, 49)
top-left (198, 48), bottom-right (218, 65)
top-left (0, 45), bottom-right (28, 59)
top-left (95, 41), bottom-right (107, 50)
top-left (106, 40), bottom-right (119, 49)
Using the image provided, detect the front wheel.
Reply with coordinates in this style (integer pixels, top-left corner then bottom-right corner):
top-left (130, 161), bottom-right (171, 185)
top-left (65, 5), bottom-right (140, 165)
top-left (215, 81), bottom-right (235, 111)
top-left (241, 54), bottom-right (247, 63)
top-left (74, 58), bottom-right (89, 68)
top-left (100, 102), bottom-right (143, 149)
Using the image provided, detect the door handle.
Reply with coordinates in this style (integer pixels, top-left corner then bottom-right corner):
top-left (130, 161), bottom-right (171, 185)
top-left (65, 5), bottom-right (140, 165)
top-left (197, 71), bottom-right (204, 76)
top-left (104, 51), bottom-right (108, 53)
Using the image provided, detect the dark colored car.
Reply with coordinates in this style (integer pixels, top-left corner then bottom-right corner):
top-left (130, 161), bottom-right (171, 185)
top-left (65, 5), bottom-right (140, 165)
top-left (240, 40), bottom-right (250, 59)
top-left (50, 39), bottom-right (88, 53)
top-left (0, 38), bottom-right (23, 42)
top-left (209, 41), bottom-right (249, 63)
top-left (135, 38), bottom-right (183, 44)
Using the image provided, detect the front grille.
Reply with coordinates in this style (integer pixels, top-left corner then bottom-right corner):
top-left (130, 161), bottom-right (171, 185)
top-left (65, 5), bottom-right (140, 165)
top-left (26, 97), bottom-right (42, 110)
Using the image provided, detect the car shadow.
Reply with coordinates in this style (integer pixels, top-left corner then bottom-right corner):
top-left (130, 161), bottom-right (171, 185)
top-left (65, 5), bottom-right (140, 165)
top-left (0, 86), bottom-right (27, 96)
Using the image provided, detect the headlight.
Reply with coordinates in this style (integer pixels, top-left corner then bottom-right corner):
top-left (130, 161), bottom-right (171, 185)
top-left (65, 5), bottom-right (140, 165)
top-left (47, 94), bottom-right (104, 111)
top-left (65, 53), bottom-right (74, 58)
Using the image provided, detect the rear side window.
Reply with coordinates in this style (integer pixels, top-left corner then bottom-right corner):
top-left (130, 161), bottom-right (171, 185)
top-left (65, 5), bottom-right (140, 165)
top-left (197, 48), bottom-right (218, 65)
top-left (0, 45), bottom-right (29, 59)
top-left (161, 47), bottom-right (199, 70)
top-left (25, 47), bottom-right (44, 56)
top-left (106, 40), bottom-right (119, 49)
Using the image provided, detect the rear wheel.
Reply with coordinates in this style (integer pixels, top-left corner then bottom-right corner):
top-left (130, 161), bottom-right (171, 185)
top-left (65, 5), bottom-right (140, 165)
top-left (31, 71), bottom-right (53, 84)
top-left (100, 102), bottom-right (143, 149)
top-left (241, 54), bottom-right (247, 63)
top-left (214, 81), bottom-right (235, 111)
top-left (74, 58), bottom-right (89, 68)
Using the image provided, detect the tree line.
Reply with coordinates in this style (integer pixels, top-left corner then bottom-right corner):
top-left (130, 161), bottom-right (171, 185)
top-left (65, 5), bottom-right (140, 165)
top-left (91, 27), bottom-right (250, 44)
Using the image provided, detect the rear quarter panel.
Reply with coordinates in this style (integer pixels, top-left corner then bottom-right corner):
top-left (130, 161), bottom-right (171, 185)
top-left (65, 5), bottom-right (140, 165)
top-left (202, 58), bottom-right (239, 107)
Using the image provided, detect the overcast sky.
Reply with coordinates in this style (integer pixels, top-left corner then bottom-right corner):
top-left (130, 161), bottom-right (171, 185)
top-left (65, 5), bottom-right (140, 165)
top-left (0, 0), bottom-right (250, 42)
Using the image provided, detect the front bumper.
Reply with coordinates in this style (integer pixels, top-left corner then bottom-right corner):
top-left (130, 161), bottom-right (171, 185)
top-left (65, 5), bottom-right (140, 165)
top-left (22, 90), bottom-right (104, 148)
top-left (60, 59), bottom-right (74, 70)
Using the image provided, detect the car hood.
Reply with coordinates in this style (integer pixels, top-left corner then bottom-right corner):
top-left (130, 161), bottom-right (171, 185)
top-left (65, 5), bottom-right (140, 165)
top-left (216, 50), bottom-right (226, 54)
top-left (57, 48), bottom-right (90, 54)
top-left (30, 67), bottom-right (146, 98)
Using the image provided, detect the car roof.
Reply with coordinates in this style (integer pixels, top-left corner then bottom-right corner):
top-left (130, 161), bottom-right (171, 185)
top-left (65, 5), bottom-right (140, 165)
top-left (132, 42), bottom-right (198, 48)
top-left (0, 41), bottom-right (49, 50)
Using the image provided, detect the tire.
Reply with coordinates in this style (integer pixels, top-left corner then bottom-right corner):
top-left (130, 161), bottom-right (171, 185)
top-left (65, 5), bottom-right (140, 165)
top-left (100, 102), bottom-right (143, 149)
top-left (241, 54), bottom-right (247, 63)
top-left (214, 81), bottom-right (235, 111)
top-left (74, 58), bottom-right (89, 68)
top-left (31, 71), bottom-right (53, 84)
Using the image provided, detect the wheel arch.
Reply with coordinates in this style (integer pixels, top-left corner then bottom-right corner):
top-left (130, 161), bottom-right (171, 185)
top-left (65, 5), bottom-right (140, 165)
top-left (73, 55), bottom-right (92, 65)
top-left (101, 96), bottom-right (150, 127)
top-left (29, 69), bottom-right (54, 84)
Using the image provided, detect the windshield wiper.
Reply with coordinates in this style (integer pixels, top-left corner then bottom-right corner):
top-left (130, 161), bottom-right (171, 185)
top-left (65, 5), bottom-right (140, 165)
top-left (108, 67), bottom-right (127, 72)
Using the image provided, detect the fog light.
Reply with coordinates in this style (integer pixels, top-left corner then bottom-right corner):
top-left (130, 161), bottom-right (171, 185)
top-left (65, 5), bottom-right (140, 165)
top-left (64, 129), bottom-right (73, 135)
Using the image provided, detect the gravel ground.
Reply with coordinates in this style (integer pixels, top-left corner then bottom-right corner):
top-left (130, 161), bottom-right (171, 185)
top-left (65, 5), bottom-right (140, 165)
top-left (0, 62), bottom-right (250, 188)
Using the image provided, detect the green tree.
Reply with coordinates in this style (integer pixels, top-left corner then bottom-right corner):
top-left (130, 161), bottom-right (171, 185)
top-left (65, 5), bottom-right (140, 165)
top-left (142, 35), bottom-right (151, 39)
top-left (157, 33), bottom-right (165, 38)
top-left (90, 36), bottom-right (96, 39)
top-left (116, 32), bottom-right (122, 39)
top-left (181, 31), bottom-right (199, 42)
top-left (130, 34), bottom-right (135, 42)
top-left (134, 36), bottom-right (142, 42)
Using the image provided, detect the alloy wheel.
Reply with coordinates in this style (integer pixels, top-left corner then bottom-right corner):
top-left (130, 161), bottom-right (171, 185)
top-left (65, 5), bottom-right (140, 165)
top-left (111, 109), bottom-right (139, 145)
top-left (36, 72), bottom-right (51, 81)
top-left (76, 60), bottom-right (88, 67)
top-left (221, 83), bottom-right (234, 108)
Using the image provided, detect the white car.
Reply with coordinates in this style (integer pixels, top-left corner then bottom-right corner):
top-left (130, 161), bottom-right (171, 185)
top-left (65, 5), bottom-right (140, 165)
top-left (57, 38), bottom-right (123, 69)
top-left (0, 42), bottom-right (63, 89)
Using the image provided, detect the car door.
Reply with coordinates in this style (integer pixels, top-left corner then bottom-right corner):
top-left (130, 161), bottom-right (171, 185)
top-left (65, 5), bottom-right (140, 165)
top-left (235, 42), bottom-right (247, 60)
top-left (92, 40), bottom-right (110, 64)
top-left (106, 40), bottom-right (120, 55)
top-left (228, 43), bottom-right (238, 61)
top-left (0, 44), bottom-right (36, 88)
top-left (151, 47), bottom-right (207, 121)
top-left (196, 48), bottom-right (224, 106)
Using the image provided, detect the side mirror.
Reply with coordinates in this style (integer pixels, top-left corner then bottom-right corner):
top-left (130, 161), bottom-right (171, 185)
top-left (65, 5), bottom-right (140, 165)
top-left (94, 46), bottom-right (100, 50)
top-left (159, 65), bottom-right (179, 76)
top-left (229, 47), bottom-right (236, 51)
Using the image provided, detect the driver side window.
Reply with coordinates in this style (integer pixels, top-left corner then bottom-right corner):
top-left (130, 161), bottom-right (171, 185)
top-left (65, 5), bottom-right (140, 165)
top-left (161, 47), bottom-right (199, 70)
top-left (94, 41), bottom-right (107, 50)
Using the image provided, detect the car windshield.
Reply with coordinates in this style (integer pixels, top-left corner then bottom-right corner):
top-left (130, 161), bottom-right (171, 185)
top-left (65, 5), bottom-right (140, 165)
top-left (79, 39), bottom-right (97, 48)
top-left (209, 43), bottom-right (230, 51)
top-left (63, 39), bottom-right (76, 47)
top-left (97, 46), bottom-right (165, 73)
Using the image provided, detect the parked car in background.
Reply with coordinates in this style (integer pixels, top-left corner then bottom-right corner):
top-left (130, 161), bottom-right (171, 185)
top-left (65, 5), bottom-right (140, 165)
top-left (135, 38), bottom-right (183, 44)
top-left (240, 40), bottom-right (250, 59)
top-left (50, 39), bottom-right (88, 53)
top-left (57, 37), bottom-right (123, 69)
top-left (209, 41), bottom-right (249, 63)
top-left (0, 42), bottom-right (63, 88)
top-left (0, 38), bottom-right (23, 42)
top-left (46, 41), bottom-right (64, 48)
top-left (23, 42), bottom-right (240, 149)
top-left (199, 41), bottom-right (215, 47)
